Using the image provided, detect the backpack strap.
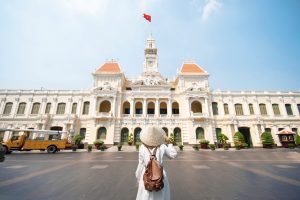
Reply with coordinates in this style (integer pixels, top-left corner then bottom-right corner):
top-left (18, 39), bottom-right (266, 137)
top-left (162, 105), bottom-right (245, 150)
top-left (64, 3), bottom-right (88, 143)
top-left (145, 146), bottom-right (158, 160)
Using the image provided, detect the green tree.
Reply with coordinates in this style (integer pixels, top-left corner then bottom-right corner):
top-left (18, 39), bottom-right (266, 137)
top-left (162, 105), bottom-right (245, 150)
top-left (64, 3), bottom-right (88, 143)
top-left (295, 134), bottom-right (300, 146)
top-left (128, 133), bottom-right (134, 145)
top-left (217, 133), bottom-right (229, 144)
top-left (261, 131), bottom-right (274, 146)
top-left (234, 132), bottom-right (245, 147)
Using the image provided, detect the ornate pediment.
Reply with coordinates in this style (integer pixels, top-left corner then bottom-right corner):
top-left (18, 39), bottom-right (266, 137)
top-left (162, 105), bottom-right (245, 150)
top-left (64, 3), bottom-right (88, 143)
top-left (186, 82), bottom-right (206, 92)
top-left (94, 82), bottom-right (114, 91)
top-left (132, 75), bottom-right (168, 86)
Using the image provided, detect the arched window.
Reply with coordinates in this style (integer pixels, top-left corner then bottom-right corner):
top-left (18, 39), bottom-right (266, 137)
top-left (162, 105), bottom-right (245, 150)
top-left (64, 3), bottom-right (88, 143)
top-left (191, 101), bottom-right (202, 113)
top-left (123, 101), bottom-right (130, 114)
top-left (56, 103), bottom-right (66, 114)
top-left (135, 102), bottom-right (143, 114)
top-left (31, 103), bottom-right (41, 114)
top-left (45, 103), bottom-right (51, 114)
top-left (285, 104), bottom-right (293, 116)
top-left (97, 127), bottom-right (107, 140)
top-left (235, 104), bottom-right (244, 116)
top-left (174, 127), bottom-right (182, 143)
top-left (134, 127), bottom-right (142, 144)
top-left (160, 102), bottom-right (167, 115)
top-left (249, 104), bottom-right (254, 115)
top-left (120, 128), bottom-right (129, 143)
top-left (224, 103), bottom-right (229, 115)
top-left (71, 103), bottom-right (77, 114)
top-left (162, 127), bottom-right (168, 136)
top-left (259, 103), bottom-right (267, 115)
top-left (196, 127), bottom-right (205, 140)
top-left (80, 128), bottom-right (86, 139)
top-left (82, 101), bottom-right (90, 115)
top-left (172, 102), bottom-right (179, 114)
top-left (212, 102), bottom-right (218, 115)
top-left (147, 102), bottom-right (155, 114)
top-left (17, 102), bottom-right (26, 114)
top-left (99, 100), bottom-right (111, 113)
top-left (3, 102), bottom-right (13, 115)
top-left (272, 104), bottom-right (280, 116)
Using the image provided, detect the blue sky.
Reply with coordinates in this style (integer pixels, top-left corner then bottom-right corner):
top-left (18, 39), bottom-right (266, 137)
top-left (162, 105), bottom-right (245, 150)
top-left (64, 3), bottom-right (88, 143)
top-left (0, 0), bottom-right (299, 91)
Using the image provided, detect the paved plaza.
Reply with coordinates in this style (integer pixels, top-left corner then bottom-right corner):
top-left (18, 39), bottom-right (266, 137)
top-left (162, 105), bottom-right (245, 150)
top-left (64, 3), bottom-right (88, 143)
top-left (0, 149), bottom-right (300, 200)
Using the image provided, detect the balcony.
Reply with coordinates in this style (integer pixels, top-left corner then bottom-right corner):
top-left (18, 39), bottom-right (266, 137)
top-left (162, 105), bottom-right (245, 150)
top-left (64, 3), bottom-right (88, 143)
top-left (191, 112), bottom-right (208, 118)
top-left (95, 112), bottom-right (112, 118)
top-left (122, 114), bottom-right (130, 118)
top-left (134, 114), bottom-right (143, 117)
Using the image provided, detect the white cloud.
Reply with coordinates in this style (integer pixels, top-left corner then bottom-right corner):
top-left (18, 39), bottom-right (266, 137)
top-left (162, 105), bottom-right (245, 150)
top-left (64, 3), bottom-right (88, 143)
top-left (201, 0), bottom-right (222, 20)
top-left (62, 0), bottom-right (109, 16)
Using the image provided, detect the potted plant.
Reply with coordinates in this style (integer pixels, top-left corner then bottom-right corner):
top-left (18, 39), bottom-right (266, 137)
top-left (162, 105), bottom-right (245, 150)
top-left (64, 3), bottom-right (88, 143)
top-left (261, 131), bottom-right (274, 148)
top-left (217, 133), bottom-right (228, 148)
top-left (128, 133), bottom-right (134, 146)
top-left (178, 144), bottom-right (184, 151)
top-left (234, 132), bottom-right (245, 150)
top-left (87, 144), bottom-right (93, 152)
top-left (209, 144), bottom-right (216, 150)
top-left (93, 140), bottom-right (104, 150)
top-left (192, 144), bottom-right (199, 151)
top-left (199, 139), bottom-right (209, 149)
top-left (118, 144), bottom-right (122, 151)
top-left (223, 144), bottom-right (229, 150)
top-left (99, 145), bottom-right (107, 151)
top-left (295, 134), bottom-right (300, 147)
top-left (136, 143), bottom-right (140, 151)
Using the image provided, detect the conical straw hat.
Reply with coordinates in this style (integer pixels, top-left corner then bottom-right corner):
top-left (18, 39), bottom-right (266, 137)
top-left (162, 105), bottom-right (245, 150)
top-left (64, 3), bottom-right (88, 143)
top-left (140, 126), bottom-right (166, 147)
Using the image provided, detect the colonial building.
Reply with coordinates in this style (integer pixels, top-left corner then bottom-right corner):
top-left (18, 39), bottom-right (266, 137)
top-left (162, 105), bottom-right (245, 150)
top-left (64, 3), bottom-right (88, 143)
top-left (0, 35), bottom-right (299, 147)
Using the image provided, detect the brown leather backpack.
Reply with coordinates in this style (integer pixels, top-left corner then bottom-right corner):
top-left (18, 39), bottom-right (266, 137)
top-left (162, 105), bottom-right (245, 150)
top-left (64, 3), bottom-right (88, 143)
top-left (143, 146), bottom-right (164, 192)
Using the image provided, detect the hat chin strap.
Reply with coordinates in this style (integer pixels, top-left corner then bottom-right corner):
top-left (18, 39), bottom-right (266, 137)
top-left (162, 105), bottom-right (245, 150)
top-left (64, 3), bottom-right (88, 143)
top-left (142, 142), bottom-right (160, 149)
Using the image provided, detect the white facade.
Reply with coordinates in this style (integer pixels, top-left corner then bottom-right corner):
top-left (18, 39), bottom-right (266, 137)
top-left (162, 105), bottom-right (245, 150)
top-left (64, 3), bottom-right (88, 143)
top-left (0, 36), bottom-right (300, 147)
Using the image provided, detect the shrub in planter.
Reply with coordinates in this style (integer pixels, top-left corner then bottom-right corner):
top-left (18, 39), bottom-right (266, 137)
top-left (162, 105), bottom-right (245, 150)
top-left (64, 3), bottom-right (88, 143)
top-left (295, 134), bottom-right (300, 146)
top-left (192, 144), bottom-right (199, 151)
top-left (87, 144), bottom-right (93, 152)
top-left (118, 144), bottom-right (122, 151)
top-left (127, 133), bottom-right (134, 146)
top-left (99, 145), bottom-right (107, 151)
top-left (72, 135), bottom-right (84, 146)
top-left (136, 143), bottom-right (140, 151)
top-left (199, 139), bottom-right (209, 149)
top-left (178, 144), bottom-right (184, 151)
top-left (217, 133), bottom-right (228, 145)
top-left (93, 140), bottom-right (104, 150)
top-left (261, 131), bottom-right (274, 148)
top-left (223, 144), bottom-right (229, 150)
top-left (234, 132), bottom-right (245, 150)
top-left (209, 144), bottom-right (216, 150)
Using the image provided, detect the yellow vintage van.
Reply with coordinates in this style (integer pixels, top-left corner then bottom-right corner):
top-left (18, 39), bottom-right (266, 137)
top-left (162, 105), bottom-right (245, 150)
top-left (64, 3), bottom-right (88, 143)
top-left (1, 129), bottom-right (73, 154)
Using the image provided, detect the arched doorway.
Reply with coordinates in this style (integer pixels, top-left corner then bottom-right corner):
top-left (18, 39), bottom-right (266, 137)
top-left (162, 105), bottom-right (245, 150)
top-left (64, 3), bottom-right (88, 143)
top-left (238, 127), bottom-right (252, 148)
top-left (134, 127), bottom-right (142, 144)
top-left (162, 127), bottom-right (168, 136)
top-left (120, 128), bottom-right (129, 144)
top-left (97, 127), bottom-right (107, 140)
top-left (174, 127), bottom-right (182, 143)
top-left (196, 127), bottom-right (205, 140)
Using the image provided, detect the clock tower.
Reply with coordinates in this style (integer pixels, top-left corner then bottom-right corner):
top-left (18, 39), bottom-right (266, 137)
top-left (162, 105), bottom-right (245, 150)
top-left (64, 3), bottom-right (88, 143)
top-left (143, 34), bottom-right (158, 73)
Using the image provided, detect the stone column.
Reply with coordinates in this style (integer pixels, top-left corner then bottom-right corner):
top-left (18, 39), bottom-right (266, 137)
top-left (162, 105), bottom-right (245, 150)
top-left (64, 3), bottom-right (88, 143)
top-left (77, 98), bottom-right (83, 116)
top-left (272, 125), bottom-right (281, 146)
top-left (40, 98), bottom-right (47, 115)
top-left (12, 97), bottom-right (20, 116)
top-left (204, 98), bottom-right (210, 116)
top-left (155, 98), bottom-right (159, 117)
top-left (66, 98), bottom-right (72, 115)
top-left (227, 125), bottom-right (233, 143)
top-left (0, 98), bottom-right (6, 115)
top-left (143, 98), bottom-right (147, 117)
top-left (167, 99), bottom-right (172, 117)
top-left (234, 124), bottom-right (238, 133)
top-left (243, 98), bottom-right (249, 115)
top-left (130, 98), bottom-right (134, 117)
top-left (93, 96), bottom-right (97, 116)
top-left (26, 97), bottom-right (34, 117)
top-left (279, 97), bottom-right (287, 117)
top-left (254, 124), bottom-right (261, 143)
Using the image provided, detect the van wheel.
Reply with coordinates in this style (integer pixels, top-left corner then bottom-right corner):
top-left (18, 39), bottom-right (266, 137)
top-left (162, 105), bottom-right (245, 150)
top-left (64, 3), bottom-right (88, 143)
top-left (47, 146), bottom-right (57, 154)
top-left (4, 146), bottom-right (12, 154)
